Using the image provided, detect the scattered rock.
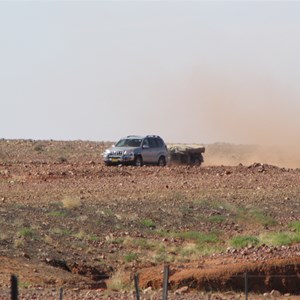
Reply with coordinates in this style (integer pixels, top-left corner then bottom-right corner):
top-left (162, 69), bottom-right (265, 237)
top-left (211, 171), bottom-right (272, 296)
top-left (175, 286), bottom-right (189, 294)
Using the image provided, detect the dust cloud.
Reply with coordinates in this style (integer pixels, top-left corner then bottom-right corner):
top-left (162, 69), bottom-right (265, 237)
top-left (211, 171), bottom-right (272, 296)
top-left (175, 70), bottom-right (300, 168)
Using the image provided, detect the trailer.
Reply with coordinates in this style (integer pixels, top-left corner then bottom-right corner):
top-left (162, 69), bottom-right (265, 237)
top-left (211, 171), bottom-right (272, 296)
top-left (168, 144), bottom-right (205, 166)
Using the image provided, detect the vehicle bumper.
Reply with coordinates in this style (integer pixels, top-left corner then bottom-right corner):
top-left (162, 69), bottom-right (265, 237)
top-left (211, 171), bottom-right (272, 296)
top-left (104, 155), bottom-right (135, 165)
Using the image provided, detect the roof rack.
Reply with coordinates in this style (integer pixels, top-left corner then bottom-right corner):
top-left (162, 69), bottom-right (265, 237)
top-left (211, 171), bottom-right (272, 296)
top-left (146, 135), bottom-right (161, 138)
top-left (126, 135), bottom-right (142, 138)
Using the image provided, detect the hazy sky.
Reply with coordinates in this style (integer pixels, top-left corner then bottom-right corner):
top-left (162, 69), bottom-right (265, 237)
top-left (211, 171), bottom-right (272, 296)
top-left (1, 1), bottom-right (300, 145)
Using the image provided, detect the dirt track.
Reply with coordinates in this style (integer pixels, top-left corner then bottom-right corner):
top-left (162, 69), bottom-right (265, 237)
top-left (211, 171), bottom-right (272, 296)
top-left (0, 140), bottom-right (300, 299)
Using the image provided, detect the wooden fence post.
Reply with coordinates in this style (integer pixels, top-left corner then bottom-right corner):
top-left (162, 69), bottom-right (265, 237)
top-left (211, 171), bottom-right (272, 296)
top-left (59, 287), bottom-right (63, 300)
top-left (11, 275), bottom-right (18, 300)
top-left (162, 265), bottom-right (169, 300)
top-left (244, 272), bottom-right (248, 300)
top-left (134, 273), bottom-right (140, 300)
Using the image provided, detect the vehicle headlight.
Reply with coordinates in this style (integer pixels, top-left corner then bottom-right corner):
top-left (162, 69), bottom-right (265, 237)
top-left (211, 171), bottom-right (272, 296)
top-left (103, 149), bottom-right (110, 157)
top-left (123, 150), bottom-right (134, 156)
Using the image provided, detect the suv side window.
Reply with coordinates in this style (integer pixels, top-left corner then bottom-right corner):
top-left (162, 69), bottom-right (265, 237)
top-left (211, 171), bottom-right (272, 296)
top-left (149, 138), bottom-right (158, 148)
top-left (156, 137), bottom-right (164, 148)
top-left (142, 138), bottom-right (150, 148)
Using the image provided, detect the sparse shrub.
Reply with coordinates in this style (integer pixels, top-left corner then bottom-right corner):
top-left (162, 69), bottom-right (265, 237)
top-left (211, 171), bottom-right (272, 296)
top-left (251, 210), bottom-right (277, 227)
top-left (101, 208), bottom-right (113, 216)
top-left (62, 196), bottom-right (81, 209)
top-left (230, 236), bottom-right (259, 248)
top-left (179, 243), bottom-right (198, 258)
top-left (47, 210), bottom-right (68, 217)
top-left (72, 230), bottom-right (96, 241)
top-left (107, 271), bottom-right (132, 291)
top-left (178, 242), bottom-right (224, 260)
top-left (33, 144), bottom-right (44, 152)
top-left (176, 231), bottom-right (219, 244)
top-left (260, 232), bottom-right (300, 246)
top-left (19, 281), bottom-right (31, 288)
top-left (140, 219), bottom-right (156, 229)
top-left (88, 235), bottom-right (99, 241)
top-left (153, 253), bottom-right (173, 263)
top-left (73, 230), bottom-right (86, 240)
top-left (196, 244), bottom-right (225, 256)
top-left (236, 207), bottom-right (277, 227)
top-left (52, 227), bottom-right (72, 236)
top-left (133, 238), bottom-right (154, 250)
top-left (289, 221), bottom-right (300, 232)
top-left (18, 227), bottom-right (34, 238)
top-left (155, 230), bottom-right (169, 238)
top-left (124, 252), bottom-right (138, 262)
top-left (208, 215), bottom-right (226, 223)
top-left (153, 247), bottom-right (174, 263)
top-left (14, 238), bottom-right (25, 248)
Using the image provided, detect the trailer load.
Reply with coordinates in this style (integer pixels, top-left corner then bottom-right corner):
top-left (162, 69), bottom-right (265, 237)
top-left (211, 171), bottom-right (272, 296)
top-left (168, 144), bottom-right (205, 166)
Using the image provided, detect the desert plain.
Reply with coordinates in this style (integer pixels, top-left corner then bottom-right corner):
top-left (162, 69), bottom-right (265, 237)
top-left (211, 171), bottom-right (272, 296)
top-left (0, 139), bottom-right (300, 299)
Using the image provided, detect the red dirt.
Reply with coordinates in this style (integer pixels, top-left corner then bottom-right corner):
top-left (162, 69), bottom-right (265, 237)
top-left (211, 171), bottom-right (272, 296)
top-left (139, 257), bottom-right (300, 293)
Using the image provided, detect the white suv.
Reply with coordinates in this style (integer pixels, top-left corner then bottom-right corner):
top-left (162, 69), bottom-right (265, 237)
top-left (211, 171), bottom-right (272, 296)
top-left (103, 135), bottom-right (168, 166)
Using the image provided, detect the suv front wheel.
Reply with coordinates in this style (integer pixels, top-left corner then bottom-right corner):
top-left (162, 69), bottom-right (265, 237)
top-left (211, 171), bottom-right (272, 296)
top-left (134, 155), bottom-right (143, 167)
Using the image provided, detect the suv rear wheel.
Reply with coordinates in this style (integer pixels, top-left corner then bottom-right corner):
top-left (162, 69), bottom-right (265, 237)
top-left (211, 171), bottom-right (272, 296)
top-left (158, 156), bottom-right (166, 167)
top-left (134, 156), bottom-right (143, 167)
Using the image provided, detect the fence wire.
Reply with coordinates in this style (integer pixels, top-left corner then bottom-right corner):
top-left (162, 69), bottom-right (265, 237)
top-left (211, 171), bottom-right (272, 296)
top-left (7, 270), bottom-right (300, 300)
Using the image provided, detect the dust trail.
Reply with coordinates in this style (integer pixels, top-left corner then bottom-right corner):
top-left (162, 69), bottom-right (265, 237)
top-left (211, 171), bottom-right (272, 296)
top-left (174, 70), bottom-right (300, 168)
top-left (203, 143), bottom-right (300, 168)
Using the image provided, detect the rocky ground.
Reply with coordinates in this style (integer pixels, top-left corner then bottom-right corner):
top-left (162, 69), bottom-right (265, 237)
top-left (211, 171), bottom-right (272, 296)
top-left (0, 139), bottom-right (300, 299)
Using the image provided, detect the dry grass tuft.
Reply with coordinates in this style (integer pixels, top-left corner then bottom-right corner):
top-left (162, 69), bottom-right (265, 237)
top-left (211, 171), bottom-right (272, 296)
top-left (107, 271), bottom-right (132, 291)
top-left (62, 196), bottom-right (81, 209)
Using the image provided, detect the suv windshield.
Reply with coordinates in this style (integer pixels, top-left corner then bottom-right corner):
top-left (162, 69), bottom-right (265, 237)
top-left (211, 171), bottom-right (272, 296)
top-left (115, 138), bottom-right (142, 148)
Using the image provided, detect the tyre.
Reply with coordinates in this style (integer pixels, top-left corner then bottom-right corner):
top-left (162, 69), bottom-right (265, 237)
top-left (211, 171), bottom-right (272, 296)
top-left (158, 156), bottom-right (166, 167)
top-left (134, 156), bottom-right (143, 167)
top-left (193, 158), bottom-right (201, 166)
top-left (192, 154), bottom-right (202, 166)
